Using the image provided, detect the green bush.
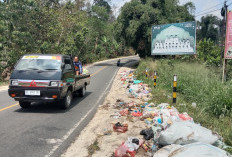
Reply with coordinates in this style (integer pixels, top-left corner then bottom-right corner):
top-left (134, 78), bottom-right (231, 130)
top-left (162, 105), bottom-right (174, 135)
top-left (198, 39), bottom-right (221, 66)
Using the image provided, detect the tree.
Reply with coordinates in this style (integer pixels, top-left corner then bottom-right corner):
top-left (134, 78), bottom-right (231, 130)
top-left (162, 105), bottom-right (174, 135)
top-left (197, 15), bottom-right (222, 43)
top-left (0, 0), bottom-right (130, 80)
top-left (198, 39), bottom-right (221, 66)
top-left (93, 0), bottom-right (111, 13)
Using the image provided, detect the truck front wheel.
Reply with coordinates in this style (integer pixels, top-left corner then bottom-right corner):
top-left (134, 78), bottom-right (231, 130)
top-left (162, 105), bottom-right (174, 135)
top-left (79, 85), bottom-right (86, 97)
top-left (19, 101), bottom-right (31, 108)
top-left (60, 90), bottom-right (72, 109)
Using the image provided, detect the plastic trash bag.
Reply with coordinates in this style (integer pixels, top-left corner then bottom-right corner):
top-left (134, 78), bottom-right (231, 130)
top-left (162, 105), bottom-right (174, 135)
top-left (133, 80), bottom-right (143, 84)
top-left (120, 109), bottom-right (129, 116)
top-left (113, 122), bottom-right (128, 133)
top-left (178, 112), bottom-right (193, 121)
top-left (158, 121), bottom-right (219, 145)
top-left (115, 137), bottom-right (142, 157)
top-left (140, 128), bottom-right (154, 140)
top-left (153, 143), bottom-right (232, 157)
top-left (132, 111), bottom-right (142, 117)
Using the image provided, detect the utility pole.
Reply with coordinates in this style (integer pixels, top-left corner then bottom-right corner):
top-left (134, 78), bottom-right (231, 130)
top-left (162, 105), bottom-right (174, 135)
top-left (221, 1), bottom-right (226, 65)
top-left (222, 0), bottom-right (228, 82)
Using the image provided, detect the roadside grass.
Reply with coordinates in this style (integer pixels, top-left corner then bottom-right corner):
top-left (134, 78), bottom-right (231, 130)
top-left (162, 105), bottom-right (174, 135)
top-left (87, 139), bottom-right (100, 157)
top-left (135, 58), bottom-right (232, 151)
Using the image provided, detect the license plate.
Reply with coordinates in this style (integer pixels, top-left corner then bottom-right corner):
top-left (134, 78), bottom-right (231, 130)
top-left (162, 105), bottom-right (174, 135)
top-left (25, 90), bottom-right (40, 96)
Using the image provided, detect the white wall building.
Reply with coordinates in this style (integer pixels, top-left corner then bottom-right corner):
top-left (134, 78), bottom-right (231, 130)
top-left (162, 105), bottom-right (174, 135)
top-left (153, 35), bottom-right (194, 54)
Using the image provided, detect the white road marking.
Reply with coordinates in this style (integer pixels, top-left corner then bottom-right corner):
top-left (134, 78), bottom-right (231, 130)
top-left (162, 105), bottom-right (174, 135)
top-left (45, 67), bottom-right (119, 157)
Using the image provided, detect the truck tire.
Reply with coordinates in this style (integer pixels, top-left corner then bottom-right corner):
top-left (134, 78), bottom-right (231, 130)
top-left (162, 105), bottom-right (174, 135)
top-left (19, 101), bottom-right (31, 108)
top-left (72, 90), bottom-right (79, 97)
top-left (60, 90), bottom-right (72, 109)
top-left (79, 85), bottom-right (86, 97)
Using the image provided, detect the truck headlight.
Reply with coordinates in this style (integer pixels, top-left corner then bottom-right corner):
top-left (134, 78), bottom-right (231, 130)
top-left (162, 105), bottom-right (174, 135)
top-left (11, 80), bottom-right (19, 86)
top-left (50, 81), bottom-right (59, 87)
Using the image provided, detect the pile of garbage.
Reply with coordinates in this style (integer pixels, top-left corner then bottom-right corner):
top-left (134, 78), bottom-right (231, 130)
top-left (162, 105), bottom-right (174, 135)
top-left (109, 70), bottom-right (231, 157)
top-left (120, 70), bottom-right (152, 102)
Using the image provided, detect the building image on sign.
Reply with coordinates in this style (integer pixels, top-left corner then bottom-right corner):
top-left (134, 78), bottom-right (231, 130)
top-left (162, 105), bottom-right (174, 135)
top-left (154, 35), bottom-right (194, 53)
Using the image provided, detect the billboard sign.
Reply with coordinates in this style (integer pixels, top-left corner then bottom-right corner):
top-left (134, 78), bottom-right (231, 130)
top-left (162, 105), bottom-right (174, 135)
top-left (225, 11), bottom-right (232, 59)
top-left (151, 21), bottom-right (196, 55)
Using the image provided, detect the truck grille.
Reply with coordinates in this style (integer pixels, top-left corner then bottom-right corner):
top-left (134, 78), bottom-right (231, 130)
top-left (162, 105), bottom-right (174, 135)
top-left (18, 80), bottom-right (50, 87)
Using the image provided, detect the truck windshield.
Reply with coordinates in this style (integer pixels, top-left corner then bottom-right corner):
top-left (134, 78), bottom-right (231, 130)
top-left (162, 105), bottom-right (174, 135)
top-left (15, 57), bottom-right (62, 71)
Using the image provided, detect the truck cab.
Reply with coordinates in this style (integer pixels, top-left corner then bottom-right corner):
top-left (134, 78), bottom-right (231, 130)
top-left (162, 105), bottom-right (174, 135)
top-left (8, 54), bottom-right (90, 109)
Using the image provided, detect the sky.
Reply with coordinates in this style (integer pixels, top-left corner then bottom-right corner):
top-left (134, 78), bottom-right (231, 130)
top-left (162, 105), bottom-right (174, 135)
top-left (110, 0), bottom-right (232, 21)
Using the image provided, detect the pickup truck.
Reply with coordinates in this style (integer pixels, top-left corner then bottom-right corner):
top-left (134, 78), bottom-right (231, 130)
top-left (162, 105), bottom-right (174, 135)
top-left (8, 54), bottom-right (90, 109)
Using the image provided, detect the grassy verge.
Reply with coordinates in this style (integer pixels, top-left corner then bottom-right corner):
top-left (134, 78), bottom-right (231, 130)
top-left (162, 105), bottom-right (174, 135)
top-left (87, 139), bottom-right (100, 157)
top-left (135, 58), bottom-right (232, 151)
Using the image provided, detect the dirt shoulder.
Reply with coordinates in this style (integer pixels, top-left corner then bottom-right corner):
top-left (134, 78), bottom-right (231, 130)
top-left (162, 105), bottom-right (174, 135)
top-left (62, 66), bottom-right (147, 157)
top-left (0, 85), bottom-right (8, 92)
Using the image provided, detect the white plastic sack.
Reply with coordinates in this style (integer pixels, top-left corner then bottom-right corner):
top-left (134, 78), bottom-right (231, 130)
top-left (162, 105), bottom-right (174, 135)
top-left (153, 143), bottom-right (231, 157)
top-left (153, 144), bottom-right (182, 157)
top-left (158, 121), bottom-right (219, 145)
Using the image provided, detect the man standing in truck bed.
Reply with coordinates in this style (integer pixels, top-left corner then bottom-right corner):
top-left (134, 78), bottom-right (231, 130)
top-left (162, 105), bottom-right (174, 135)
top-left (73, 56), bottom-right (83, 75)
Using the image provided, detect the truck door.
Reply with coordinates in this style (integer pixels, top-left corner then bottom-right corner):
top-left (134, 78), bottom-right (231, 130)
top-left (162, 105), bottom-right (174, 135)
top-left (63, 57), bottom-right (75, 93)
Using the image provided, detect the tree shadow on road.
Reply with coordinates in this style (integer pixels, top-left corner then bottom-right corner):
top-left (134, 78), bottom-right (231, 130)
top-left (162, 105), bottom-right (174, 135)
top-left (94, 59), bottom-right (139, 68)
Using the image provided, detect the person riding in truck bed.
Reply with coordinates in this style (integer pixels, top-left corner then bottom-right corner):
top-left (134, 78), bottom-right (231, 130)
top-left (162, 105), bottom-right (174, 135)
top-left (73, 56), bottom-right (83, 75)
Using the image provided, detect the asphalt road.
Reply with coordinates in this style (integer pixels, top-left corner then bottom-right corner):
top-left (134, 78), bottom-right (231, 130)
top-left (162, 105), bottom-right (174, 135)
top-left (0, 56), bottom-right (140, 157)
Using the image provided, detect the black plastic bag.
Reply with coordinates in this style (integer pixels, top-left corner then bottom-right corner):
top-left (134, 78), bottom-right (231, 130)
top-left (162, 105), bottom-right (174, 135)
top-left (140, 128), bottom-right (154, 140)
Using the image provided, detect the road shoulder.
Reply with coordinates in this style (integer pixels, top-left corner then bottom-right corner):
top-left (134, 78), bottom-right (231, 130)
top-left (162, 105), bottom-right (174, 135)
top-left (61, 66), bottom-right (144, 157)
top-left (0, 86), bottom-right (8, 92)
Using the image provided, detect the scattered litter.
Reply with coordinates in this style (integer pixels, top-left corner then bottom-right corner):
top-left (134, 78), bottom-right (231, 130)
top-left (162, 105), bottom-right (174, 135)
top-left (114, 137), bottom-right (143, 157)
top-left (178, 112), bottom-right (193, 121)
top-left (103, 128), bottom-right (112, 136)
top-left (113, 122), bottom-right (128, 133)
top-left (133, 80), bottom-right (143, 84)
top-left (110, 112), bottom-right (121, 119)
top-left (120, 109), bottom-right (129, 116)
top-left (98, 70), bottom-right (230, 156)
top-left (132, 111), bottom-right (143, 117)
top-left (142, 143), bottom-right (150, 151)
top-left (192, 102), bottom-right (197, 108)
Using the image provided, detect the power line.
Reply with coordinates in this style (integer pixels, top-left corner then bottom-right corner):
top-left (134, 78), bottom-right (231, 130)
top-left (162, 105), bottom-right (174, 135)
top-left (228, 2), bottom-right (232, 6)
top-left (195, 2), bottom-right (224, 15)
top-left (195, 8), bottom-right (221, 17)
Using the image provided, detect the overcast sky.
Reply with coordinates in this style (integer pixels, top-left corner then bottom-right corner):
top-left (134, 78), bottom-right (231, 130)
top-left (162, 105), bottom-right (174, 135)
top-left (110, 0), bottom-right (232, 21)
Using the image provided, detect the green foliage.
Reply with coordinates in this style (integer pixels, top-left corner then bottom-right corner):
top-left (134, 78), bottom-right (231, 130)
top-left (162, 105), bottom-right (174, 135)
top-left (198, 39), bottom-right (221, 66)
top-left (0, 0), bottom-right (128, 76)
top-left (197, 15), bottom-right (222, 43)
top-left (115, 0), bottom-right (195, 58)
